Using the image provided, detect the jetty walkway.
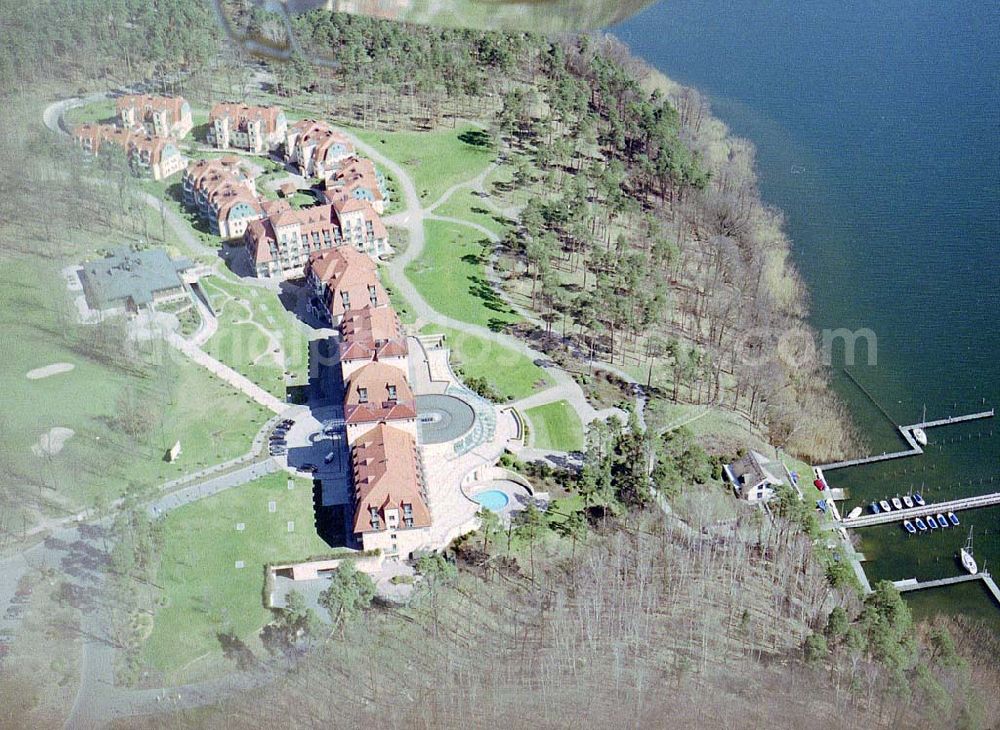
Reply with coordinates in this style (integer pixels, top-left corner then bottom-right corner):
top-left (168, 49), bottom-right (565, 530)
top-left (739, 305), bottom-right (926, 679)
top-left (841, 490), bottom-right (1000, 528)
top-left (817, 409), bottom-right (994, 472)
top-left (893, 572), bottom-right (1000, 605)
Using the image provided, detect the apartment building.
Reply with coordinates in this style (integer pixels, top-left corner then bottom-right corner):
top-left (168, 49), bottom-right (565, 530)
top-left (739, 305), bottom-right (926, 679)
top-left (304, 247), bottom-right (389, 325)
top-left (338, 306), bottom-right (408, 379)
top-left (323, 156), bottom-right (387, 214)
top-left (73, 124), bottom-right (185, 181)
top-left (183, 157), bottom-right (262, 239)
top-left (343, 361), bottom-right (418, 444)
top-left (243, 201), bottom-right (388, 279)
top-left (285, 119), bottom-right (355, 178)
top-left (208, 102), bottom-right (287, 154)
top-left (116, 94), bottom-right (192, 139)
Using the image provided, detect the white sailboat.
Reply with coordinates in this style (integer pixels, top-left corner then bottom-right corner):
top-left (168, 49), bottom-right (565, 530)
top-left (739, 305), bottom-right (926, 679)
top-left (960, 527), bottom-right (978, 575)
top-left (913, 405), bottom-right (928, 446)
top-left (847, 506), bottom-right (863, 519)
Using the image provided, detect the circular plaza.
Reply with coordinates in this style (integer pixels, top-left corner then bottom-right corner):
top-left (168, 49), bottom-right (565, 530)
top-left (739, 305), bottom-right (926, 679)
top-left (415, 394), bottom-right (475, 445)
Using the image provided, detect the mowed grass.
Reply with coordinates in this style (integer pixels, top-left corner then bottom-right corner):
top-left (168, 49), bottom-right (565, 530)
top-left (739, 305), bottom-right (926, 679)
top-left (432, 187), bottom-right (511, 237)
top-left (145, 472), bottom-right (330, 680)
top-left (407, 219), bottom-right (520, 332)
top-left (0, 256), bottom-right (269, 518)
top-left (201, 275), bottom-right (312, 398)
top-left (64, 99), bottom-right (116, 126)
top-left (419, 324), bottom-right (552, 401)
top-left (350, 124), bottom-right (494, 204)
top-left (524, 400), bottom-right (585, 452)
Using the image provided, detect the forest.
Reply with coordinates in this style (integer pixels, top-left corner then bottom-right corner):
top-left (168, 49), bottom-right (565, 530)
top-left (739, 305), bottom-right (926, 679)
top-left (2, 3), bottom-right (997, 728)
top-left (213, 6), bottom-right (858, 462)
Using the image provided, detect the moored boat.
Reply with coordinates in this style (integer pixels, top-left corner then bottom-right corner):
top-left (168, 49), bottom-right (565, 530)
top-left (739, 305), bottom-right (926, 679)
top-left (936, 513), bottom-right (947, 528)
top-left (947, 511), bottom-right (960, 527)
top-left (847, 506), bottom-right (863, 519)
top-left (913, 493), bottom-right (926, 507)
top-left (903, 520), bottom-right (916, 535)
top-left (880, 500), bottom-right (892, 512)
top-left (870, 502), bottom-right (881, 514)
top-left (903, 495), bottom-right (914, 509)
top-left (928, 515), bottom-right (938, 529)
top-left (892, 497), bottom-right (903, 511)
top-left (960, 527), bottom-right (978, 575)
top-left (915, 517), bottom-right (928, 531)
top-left (913, 427), bottom-right (928, 446)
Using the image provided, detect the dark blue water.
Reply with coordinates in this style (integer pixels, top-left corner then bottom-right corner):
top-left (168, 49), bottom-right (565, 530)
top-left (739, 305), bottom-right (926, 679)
top-left (614, 0), bottom-right (1000, 625)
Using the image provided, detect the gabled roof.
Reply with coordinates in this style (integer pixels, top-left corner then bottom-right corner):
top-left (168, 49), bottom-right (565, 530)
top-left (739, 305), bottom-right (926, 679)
top-left (116, 94), bottom-right (188, 124)
top-left (339, 306), bottom-right (407, 362)
top-left (209, 102), bottom-right (285, 134)
top-left (351, 423), bottom-right (430, 534)
top-left (729, 450), bottom-right (784, 489)
top-left (343, 361), bottom-right (416, 425)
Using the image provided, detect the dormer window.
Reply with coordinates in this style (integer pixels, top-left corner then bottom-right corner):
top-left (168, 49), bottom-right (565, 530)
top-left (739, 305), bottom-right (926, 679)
top-left (358, 387), bottom-right (368, 403)
top-left (387, 385), bottom-right (397, 402)
top-left (369, 284), bottom-right (378, 306)
top-left (341, 291), bottom-right (350, 308)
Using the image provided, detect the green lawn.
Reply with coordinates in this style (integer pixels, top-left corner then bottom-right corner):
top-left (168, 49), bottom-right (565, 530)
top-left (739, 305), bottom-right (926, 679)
top-left (379, 265), bottom-right (418, 326)
top-left (419, 323), bottom-right (552, 401)
top-left (524, 400), bottom-right (585, 452)
top-left (407, 219), bottom-right (519, 332)
top-left (0, 254), bottom-right (269, 522)
top-left (200, 275), bottom-right (311, 398)
top-left (64, 99), bottom-right (116, 127)
top-left (144, 472), bottom-right (330, 680)
top-left (432, 187), bottom-right (511, 237)
top-left (350, 124), bottom-right (494, 204)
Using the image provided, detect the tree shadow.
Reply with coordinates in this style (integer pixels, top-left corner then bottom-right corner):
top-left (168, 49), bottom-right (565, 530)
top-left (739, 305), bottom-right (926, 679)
top-left (217, 631), bottom-right (258, 671)
top-left (458, 129), bottom-right (491, 148)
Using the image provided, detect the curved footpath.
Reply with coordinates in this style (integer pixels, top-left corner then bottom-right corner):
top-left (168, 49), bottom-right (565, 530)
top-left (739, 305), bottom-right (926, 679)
top-left (32, 94), bottom-right (649, 727)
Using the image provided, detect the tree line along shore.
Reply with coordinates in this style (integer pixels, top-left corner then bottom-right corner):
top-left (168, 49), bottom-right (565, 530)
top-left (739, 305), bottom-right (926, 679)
top-left (4, 3), bottom-right (1000, 729)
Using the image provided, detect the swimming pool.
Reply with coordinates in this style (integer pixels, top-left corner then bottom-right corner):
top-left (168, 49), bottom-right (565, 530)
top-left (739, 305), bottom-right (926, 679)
top-left (473, 489), bottom-right (510, 511)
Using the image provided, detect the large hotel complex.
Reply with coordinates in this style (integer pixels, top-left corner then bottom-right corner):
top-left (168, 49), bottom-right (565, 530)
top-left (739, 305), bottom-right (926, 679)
top-left (71, 93), bottom-right (470, 560)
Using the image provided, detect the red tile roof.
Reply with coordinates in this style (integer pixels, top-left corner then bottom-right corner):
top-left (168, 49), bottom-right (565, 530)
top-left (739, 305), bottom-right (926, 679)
top-left (344, 361), bottom-right (416, 425)
top-left (339, 306), bottom-right (407, 363)
top-left (209, 102), bottom-right (285, 135)
top-left (351, 423), bottom-right (429, 534)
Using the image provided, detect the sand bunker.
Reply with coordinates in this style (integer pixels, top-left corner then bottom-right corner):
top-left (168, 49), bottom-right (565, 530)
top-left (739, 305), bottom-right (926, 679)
top-left (26, 363), bottom-right (75, 380)
top-left (31, 427), bottom-right (75, 457)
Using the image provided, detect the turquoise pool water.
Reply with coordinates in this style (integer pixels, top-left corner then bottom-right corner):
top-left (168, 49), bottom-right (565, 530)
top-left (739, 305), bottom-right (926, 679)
top-left (473, 490), bottom-right (510, 511)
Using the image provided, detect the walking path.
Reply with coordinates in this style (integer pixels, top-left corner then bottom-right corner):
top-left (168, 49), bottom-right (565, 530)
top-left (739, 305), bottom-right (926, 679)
top-left (34, 96), bottom-right (648, 727)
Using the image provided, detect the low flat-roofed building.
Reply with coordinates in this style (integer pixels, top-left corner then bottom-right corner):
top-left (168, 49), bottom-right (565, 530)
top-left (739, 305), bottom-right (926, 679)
top-left (351, 422), bottom-right (430, 558)
top-left (79, 246), bottom-right (192, 315)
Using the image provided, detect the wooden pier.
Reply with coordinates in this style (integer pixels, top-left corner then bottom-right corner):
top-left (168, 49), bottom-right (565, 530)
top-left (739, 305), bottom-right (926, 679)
top-left (893, 572), bottom-right (1000, 605)
top-left (841, 490), bottom-right (1000, 528)
top-left (817, 409), bottom-right (994, 472)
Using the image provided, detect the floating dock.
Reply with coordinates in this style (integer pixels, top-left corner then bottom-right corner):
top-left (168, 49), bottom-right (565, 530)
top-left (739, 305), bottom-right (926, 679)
top-left (893, 572), bottom-right (1000, 605)
top-left (841, 491), bottom-right (1000, 528)
top-left (817, 409), bottom-right (994, 472)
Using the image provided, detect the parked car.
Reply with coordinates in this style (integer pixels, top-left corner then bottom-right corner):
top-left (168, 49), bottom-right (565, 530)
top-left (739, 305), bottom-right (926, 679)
top-left (269, 449), bottom-right (287, 457)
top-left (300, 463), bottom-right (318, 473)
top-left (4, 606), bottom-right (24, 619)
top-left (323, 451), bottom-right (336, 464)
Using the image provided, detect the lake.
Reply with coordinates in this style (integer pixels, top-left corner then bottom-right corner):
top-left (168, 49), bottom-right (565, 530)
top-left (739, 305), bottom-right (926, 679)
top-left (613, 0), bottom-right (1000, 627)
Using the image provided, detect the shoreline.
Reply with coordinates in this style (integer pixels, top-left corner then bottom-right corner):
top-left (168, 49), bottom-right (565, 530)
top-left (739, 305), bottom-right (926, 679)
top-left (617, 44), bottom-right (862, 464)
